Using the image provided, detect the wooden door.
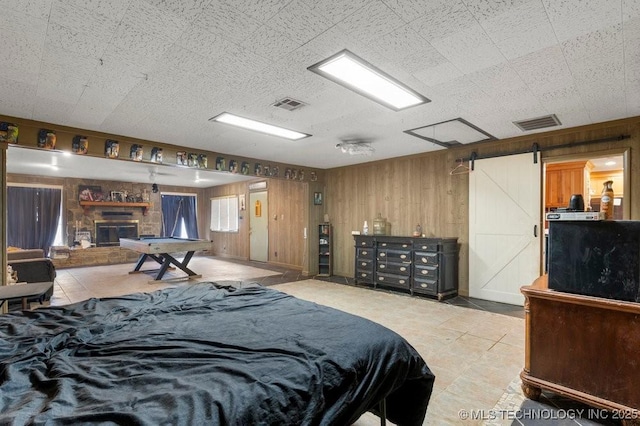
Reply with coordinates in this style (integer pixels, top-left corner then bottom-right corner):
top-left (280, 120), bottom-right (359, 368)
top-left (469, 153), bottom-right (541, 305)
top-left (249, 191), bottom-right (268, 262)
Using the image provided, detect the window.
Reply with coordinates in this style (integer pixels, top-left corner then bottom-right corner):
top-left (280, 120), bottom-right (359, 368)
top-left (7, 184), bottom-right (63, 251)
top-left (161, 193), bottom-right (199, 238)
top-left (210, 196), bottom-right (238, 232)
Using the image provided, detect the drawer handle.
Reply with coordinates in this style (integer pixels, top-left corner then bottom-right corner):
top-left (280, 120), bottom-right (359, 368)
top-left (421, 257), bottom-right (428, 263)
top-left (362, 250), bottom-right (368, 255)
top-left (421, 270), bottom-right (427, 275)
top-left (381, 243), bottom-right (387, 247)
top-left (380, 253), bottom-right (386, 257)
top-left (361, 242), bottom-right (366, 246)
top-left (420, 283), bottom-right (427, 288)
top-left (421, 246), bottom-right (427, 249)
top-left (400, 254), bottom-right (407, 259)
top-left (361, 273), bottom-right (367, 277)
top-left (402, 244), bottom-right (408, 248)
top-left (378, 276), bottom-right (385, 281)
top-left (399, 279), bottom-right (405, 284)
top-left (380, 264), bottom-right (386, 269)
top-left (361, 262), bottom-right (367, 267)
top-left (400, 267), bottom-right (406, 272)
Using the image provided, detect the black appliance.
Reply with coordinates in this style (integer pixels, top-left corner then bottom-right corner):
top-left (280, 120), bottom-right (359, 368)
top-left (547, 220), bottom-right (640, 302)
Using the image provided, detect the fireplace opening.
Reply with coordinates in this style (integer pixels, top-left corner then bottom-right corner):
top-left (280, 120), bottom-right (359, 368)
top-left (95, 220), bottom-right (139, 247)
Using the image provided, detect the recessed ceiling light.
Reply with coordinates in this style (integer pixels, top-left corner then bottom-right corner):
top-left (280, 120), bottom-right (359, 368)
top-left (209, 112), bottom-right (310, 140)
top-left (605, 160), bottom-right (616, 166)
top-left (308, 49), bottom-right (430, 111)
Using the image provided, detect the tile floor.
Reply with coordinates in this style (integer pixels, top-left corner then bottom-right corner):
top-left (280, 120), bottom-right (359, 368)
top-left (24, 256), bottom-right (618, 425)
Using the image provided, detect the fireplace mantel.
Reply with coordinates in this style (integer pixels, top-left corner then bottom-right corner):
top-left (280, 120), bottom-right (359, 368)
top-left (80, 201), bottom-right (151, 215)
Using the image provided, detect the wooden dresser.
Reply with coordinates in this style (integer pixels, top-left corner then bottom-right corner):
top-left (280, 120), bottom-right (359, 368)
top-left (354, 236), bottom-right (458, 300)
top-left (521, 276), bottom-right (640, 419)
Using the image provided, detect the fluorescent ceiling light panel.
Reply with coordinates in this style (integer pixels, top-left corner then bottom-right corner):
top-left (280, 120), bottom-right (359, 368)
top-left (209, 112), bottom-right (310, 140)
top-left (308, 49), bottom-right (430, 111)
top-left (404, 118), bottom-right (495, 148)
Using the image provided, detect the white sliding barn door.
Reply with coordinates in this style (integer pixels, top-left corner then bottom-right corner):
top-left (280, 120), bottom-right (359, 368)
top-left (469, 153), bottom-right (541, 306)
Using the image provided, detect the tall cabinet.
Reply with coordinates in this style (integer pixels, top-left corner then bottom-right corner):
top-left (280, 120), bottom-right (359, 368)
top-left (318, 223), bottom-right (332, 277)
top-left (354, 236), bottom-right (458, 301)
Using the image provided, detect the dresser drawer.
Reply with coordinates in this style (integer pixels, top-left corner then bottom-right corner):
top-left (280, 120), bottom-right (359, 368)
top-left (413, 278), bottom-right (437, 295)
top-left (355, 237), bottom-right (374, 248)
top-left (377, 262), bottom-right (410, 275)
top-left (414, 265), bottom-right (438, 279)
top-left (413, 242), bottom-right (438, 252)
top-left (378, 249), bottom-right (411, 263)
top-left (355, 270), bottom-right (374, 282)
top-left (356, 259), bottom-right (374, 270)
top-left (378, 241), bottom-right (412, 250)
top-left (375, 272), bottom-right (410, 289)
top-left (414, 252), bottom-right (438, 266)
top-left (356, 248), bottom-right (374, 260)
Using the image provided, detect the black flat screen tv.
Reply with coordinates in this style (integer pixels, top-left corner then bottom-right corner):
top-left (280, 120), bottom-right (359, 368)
top-left (548, 220), bottom-right (640, 302)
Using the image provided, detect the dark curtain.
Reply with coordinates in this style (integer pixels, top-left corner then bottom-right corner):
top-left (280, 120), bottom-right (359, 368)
top-left (161, 195), bottom-right (198, 238)
top-left (181, 196), bottom-right (199, 239)
top-left (8, 186), bottom-right (62, 251)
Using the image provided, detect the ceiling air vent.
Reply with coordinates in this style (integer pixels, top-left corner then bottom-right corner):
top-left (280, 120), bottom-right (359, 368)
top-left (513, 114), bottom-right (561, 131)
top-left (272, 97), bottom-right (306, 111)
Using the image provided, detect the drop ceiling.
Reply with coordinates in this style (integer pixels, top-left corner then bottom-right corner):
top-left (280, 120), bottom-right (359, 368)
top-left (1, 0), bottom-right (639, 183)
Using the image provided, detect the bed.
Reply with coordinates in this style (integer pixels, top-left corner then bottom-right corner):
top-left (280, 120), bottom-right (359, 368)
top-left (0, 282), bottom-right (434, 425)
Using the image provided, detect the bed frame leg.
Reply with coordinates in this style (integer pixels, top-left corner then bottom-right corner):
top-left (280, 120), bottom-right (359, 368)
top-left (379, 398), bottom-right (386, 426)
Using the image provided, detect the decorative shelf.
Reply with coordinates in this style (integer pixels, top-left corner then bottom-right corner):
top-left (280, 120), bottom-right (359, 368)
top-left (79, 201), bottom-right (151, 215)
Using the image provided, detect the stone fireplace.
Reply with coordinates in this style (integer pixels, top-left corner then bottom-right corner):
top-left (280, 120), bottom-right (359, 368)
top-left (95, 220), bottom-right (139, 247)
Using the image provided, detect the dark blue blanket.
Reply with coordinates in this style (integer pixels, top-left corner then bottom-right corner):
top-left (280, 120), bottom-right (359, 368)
top-left (0, 283), bottom-right (434, 425)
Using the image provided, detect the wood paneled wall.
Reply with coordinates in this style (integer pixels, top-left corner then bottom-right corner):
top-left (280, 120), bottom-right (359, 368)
top-left (206, 178), bottom-right (319, 272)
top-left (326, 117), bottom-right (640, 296)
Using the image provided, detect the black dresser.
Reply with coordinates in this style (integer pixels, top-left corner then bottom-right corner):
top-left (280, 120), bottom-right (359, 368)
top-left (354, 236), bottom-right (459, 300)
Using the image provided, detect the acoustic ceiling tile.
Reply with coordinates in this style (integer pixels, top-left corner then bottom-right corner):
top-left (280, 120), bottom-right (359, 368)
top-left (160, 45), bottom-right (217, 78)
top-left (337, 0), bottom-right (405, 44)
top-left (241, 25), bottom-right (302, 61)
top-left (227, 0), bottom-right (289, 22)
top-left (0, 77), bottom-right (37, 117)
top-left (49, 0), bottom-right (119, 36)
top-left (196, 1), bottom-right (262, 44)
top-left (109, 21), bottom-right (175, 63)
top-left (370, 25), bottom-right (430, 64)
top-left (468, 63), bottom-right (531, 98)
top-left (174, 24), bottom-right (236, 60)
top-left (410, 0), bottom-right (475, 42)
top-left (430, 24), bottom-right (506, 74)
top-left (623, 0), bottom-right (640, 20)
top-left (40, 44), bottom-right (98, 82)
top-left (0, 29), bottom-right (43, 83)
top-left (45, 23), bottom-right (109, 58)
top-left (383, 0), bottom-right (450, 23)
top-left (413, 61), bottom-right (464, 87)
top-left (142, 0), bottom-right (212, 21)
top-left (480, 1), bottom-right (557, 60)
top-left (543, 0), bottom-right (622, 42)
top-left (0, 0), bottom-right (53, 20)
top-left (560, 24), bottom-right (623, 63)
top-left (510, 45), bottom-right (575, 94)
top-left (54, 0), bottom-right (130, 22)
top-left (399, 46), bottom-right (449, 75)
top-left (120, 1), bottom-right (188, 42)
top-left (266, 0), bottom-right (334, 45)
top-left (31, 96), bottom-right (75, 124)
top-left (465, 0), bottom-right (532, 21)
top-left (1, 5), bottom-right (48, 36)
top-left (301, 0), bottom-right (371, 24)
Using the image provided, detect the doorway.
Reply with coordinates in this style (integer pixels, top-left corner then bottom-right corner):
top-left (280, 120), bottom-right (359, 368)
top-left (249, 191), bottom-right (268, 262)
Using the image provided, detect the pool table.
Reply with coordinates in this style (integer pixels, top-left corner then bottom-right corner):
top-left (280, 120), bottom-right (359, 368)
top-left (120, 237), bottom-right (212, 282)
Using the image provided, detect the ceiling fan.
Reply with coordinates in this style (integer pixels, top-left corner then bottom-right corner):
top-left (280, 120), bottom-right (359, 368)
top-left (335, 138), bottom-right (375, 156)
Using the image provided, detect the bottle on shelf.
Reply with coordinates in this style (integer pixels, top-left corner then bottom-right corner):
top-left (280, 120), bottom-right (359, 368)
top-left (363, 220), bottom-right (369, 235)
top-left (600, 180), bottom-right (614, 220)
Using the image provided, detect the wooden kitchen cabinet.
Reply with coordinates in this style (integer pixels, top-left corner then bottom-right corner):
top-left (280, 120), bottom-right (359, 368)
top-left (545, 161), bottom-right (592, 209)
